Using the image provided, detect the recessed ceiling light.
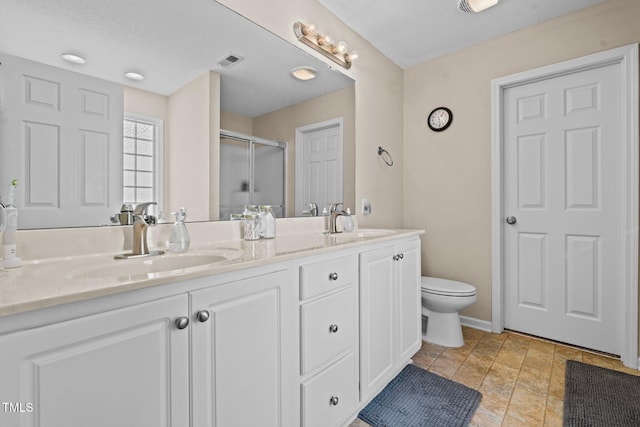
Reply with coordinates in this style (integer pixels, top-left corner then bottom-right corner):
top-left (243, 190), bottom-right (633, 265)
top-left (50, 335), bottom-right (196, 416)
top-left (290, 66), bottom-right (317, 81)
top-left (125, 72), bottom-right (145, 81)
top-left (61, 53), bottom-right (86, 64)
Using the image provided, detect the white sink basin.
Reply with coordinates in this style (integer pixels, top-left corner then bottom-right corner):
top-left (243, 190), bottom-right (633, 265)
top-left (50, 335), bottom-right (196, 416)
top-left (71, 253), bottom-right (229, 279)
top-left (33, 248), bottom-right (242, 281)
top-left (326, 229), bottom-right (395, 242)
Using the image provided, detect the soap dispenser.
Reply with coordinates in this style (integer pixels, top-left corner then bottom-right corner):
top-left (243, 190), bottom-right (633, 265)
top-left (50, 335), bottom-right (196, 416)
top-left (169, 207), bottom-right (190, 252)
top-left (343, 208), bottom-right (354, 232)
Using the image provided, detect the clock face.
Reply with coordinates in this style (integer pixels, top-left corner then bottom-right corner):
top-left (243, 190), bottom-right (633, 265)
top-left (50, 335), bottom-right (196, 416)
top-left (428, 107), bottom-right (453, 132)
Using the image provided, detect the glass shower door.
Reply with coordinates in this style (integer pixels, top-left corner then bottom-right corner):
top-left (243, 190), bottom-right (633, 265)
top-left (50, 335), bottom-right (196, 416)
top-left (219, 136), bottom-right (250, 220)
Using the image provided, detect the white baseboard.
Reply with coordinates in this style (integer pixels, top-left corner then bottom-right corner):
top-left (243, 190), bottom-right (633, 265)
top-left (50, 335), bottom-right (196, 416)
top-left (460, 315), bottom-right (493, 332)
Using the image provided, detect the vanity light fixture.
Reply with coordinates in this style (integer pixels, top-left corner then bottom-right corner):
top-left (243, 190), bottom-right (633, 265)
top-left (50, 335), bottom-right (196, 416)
top-left (293, 22), bottom-right (358, 70)
top-left (290, 66), bottom-right (318, 81)
top-left (125, 72), bottom-right (145, 81)
top-left (61, 53), bottom-right (86, 64)
top-left (458, 0), bottom-right (499, 13)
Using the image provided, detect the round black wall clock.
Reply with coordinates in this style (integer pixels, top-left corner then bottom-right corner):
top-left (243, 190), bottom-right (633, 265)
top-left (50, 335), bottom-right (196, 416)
top-left (428, 107), bottom-right (453, 132)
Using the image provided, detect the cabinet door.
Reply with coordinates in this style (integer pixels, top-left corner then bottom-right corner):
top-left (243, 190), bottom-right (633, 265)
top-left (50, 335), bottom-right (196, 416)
top-left (359, 246), bottom-right (395, 400)
top-left (0, 295), bottom-right (190, 427)
top-left (191, 270), bottom-right (297, 427)
top-left (395, 239), bottom-right (422, 364)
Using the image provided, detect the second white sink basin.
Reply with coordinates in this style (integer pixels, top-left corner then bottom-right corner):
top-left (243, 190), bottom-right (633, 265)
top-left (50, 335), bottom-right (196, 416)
top-left (326, 229), bottom-right (395, 242)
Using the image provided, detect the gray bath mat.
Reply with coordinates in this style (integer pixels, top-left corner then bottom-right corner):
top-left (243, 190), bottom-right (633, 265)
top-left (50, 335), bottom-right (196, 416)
top-left (358, 364), bottom-right (482, 427)
top-left (564, 360), bottom-right (640, 426)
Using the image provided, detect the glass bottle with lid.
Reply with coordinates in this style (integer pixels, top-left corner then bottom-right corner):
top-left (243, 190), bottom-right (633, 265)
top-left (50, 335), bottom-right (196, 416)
top-left (258, 205), bottom-right (276, 239)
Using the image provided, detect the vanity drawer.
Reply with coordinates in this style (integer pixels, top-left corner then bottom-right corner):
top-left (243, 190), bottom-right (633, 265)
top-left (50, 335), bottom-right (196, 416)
top-left (300, 286), bottom-right (355, 374)
top-left (301, 352), bottom-right (357, 427)
top-left (300, 255), bottom-right (356, 300)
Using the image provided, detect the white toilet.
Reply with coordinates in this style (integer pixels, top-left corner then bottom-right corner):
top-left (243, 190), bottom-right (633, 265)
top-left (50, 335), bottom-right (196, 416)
top-left (421, 276), bottom-right (477, 348)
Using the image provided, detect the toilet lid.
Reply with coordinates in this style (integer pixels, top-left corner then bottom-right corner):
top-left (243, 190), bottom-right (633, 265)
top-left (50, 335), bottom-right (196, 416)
top-left (421, 277), bottom-right (476, 297)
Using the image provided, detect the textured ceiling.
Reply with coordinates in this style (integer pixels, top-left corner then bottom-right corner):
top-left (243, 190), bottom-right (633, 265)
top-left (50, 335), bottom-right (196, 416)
top-left (318, 0), bottom-right (608, 69)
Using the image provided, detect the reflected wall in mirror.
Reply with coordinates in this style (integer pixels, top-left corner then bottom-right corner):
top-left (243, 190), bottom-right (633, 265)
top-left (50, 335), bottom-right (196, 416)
top-left (0, 0), bottom-right (355, 229)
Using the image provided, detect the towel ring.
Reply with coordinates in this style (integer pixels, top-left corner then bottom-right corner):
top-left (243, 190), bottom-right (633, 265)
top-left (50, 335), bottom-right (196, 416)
top-left (378, 146), bottom-right (394, 167)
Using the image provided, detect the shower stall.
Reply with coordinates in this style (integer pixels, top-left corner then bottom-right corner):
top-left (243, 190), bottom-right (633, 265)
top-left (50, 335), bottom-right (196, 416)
top-left (219, 130), bottom-right (286, 220)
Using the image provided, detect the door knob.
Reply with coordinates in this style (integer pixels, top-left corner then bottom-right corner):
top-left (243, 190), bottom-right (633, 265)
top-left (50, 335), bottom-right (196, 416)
top-left (506, 216), bottom-right (517, 225)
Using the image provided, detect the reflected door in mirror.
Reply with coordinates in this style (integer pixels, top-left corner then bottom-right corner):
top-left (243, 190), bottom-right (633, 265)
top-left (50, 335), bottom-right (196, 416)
top-left (0, 53), bottom-right (123, 229)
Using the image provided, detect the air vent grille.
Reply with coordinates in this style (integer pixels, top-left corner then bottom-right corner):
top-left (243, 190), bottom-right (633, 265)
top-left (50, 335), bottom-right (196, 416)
top-left (218, 54), bottom-right (244, 68)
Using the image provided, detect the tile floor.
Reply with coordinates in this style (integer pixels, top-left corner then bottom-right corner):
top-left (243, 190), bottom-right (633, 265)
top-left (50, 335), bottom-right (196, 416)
top-left (349, 327), bottom-right (640, 427)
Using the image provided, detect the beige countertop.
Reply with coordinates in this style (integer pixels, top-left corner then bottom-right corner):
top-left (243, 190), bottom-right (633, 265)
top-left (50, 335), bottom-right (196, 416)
top-left (0, 225), bottom-right (423, 317)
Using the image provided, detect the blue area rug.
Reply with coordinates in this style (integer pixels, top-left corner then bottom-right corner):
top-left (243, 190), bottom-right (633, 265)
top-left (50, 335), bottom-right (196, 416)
top-left (358, 364), bottom-right (482, 427)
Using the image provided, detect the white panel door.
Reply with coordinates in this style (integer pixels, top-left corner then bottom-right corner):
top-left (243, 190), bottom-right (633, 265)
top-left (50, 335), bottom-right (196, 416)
top-left (190, 270), bottom-right (297, 427)
top-left (503, 61), bottom-right (623, 354)
top-left (295, 121), bottom-right (343, 214)
top-left (0, 295), bottom-right (190, 427)
top-left (0, 52), bottom-right (123, 228)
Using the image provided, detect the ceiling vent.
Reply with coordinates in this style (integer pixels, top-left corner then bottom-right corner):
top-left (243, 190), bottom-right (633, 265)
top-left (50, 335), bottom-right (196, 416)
top-left (218, 53), bottom-right (244, 68)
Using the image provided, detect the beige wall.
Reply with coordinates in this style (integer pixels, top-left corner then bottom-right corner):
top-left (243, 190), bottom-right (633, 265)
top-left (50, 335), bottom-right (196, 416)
top-left (252, 86), bottom-right (356, 217)
top-left (403, 0), bottom-right (640, 321)
top-left (221, 111), bottom-right (253, 135)
top-left (168, 71), bottom-right (220, 221)
top-left (217, 0), bottom-right (405, 228)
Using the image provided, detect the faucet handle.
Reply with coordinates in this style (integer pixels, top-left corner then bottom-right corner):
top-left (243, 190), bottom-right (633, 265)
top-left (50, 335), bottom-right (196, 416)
top-left (134, 201), bottom-right (157, 215)
top-left (329, 202), bottom-right (344, 212)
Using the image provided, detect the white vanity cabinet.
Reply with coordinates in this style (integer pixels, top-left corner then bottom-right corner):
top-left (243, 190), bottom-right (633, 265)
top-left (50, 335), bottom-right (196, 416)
top-left (190, 269), bottom-right (298, 427)
top-left (0, 294), bottom-right (190, 427)
top-left (299, 254), bottom-right (359, 427)
top-left (359, 238), bottom-right (421, 402)
top-left (0, 230), bottom-right (423, 427)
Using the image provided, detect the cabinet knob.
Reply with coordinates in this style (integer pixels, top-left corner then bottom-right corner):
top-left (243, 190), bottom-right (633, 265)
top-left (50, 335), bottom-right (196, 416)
top-left (329, 272), bottom-right (339, 281)
top-left (196, 310), bottom-right (210, 323)
top-left (175, 316), bottom-right (190, 330)
top-left (329, 324), bottom-right (339, 333)
top-left (329, 396), bottom-right (339, 406)
top-left (393, 254), bottom-right (398, 261)
top-left (399, 253), bottom-right (404, 259)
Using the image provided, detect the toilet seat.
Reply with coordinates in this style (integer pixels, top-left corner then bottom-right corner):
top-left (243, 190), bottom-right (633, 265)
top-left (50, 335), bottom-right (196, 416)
top-left (421, 277), bottom-right (476, 297)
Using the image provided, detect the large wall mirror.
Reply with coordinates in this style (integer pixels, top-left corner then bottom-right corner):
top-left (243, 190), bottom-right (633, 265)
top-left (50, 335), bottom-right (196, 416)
top-left (0, 0), bottom-right (355, 229)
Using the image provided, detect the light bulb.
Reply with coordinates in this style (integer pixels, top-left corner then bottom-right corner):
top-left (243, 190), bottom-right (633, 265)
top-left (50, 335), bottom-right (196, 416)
top-left (333, 41), bottom-right (349, 55)
top-left (302, 22), bottom-right (316, 36)
top-left (318, 34), bottom-right (332, 46)
top-left (345, 51), bottom-right (359, 62)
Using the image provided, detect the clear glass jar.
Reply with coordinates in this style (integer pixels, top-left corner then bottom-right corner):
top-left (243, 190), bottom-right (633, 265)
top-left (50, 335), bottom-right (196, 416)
top-left (243, 213), bottom-right (260, 240)
top-left (258, 205), bottom-right (276, 239)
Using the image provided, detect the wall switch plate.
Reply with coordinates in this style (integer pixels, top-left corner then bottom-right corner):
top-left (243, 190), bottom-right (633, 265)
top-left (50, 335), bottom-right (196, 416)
top-left (362, 198), bottom-right (372, 216)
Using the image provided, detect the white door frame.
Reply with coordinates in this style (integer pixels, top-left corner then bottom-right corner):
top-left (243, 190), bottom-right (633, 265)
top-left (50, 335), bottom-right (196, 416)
top-left (491, 44), bottom-right (639, 368)
top-left (294, 118), bottom-right (344, 215)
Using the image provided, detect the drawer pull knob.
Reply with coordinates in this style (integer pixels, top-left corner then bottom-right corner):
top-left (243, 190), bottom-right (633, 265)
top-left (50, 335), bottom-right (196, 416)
top-left (196, 310), bottom-right (210, 323)
top-left (329, 272), bottom-right (339, 281)
top-left (329, 324), bottom-right (339, 333)
top-left (329, 396), bottom-right (339, 406)
top-left (175, 317), bottom-right (190, 330)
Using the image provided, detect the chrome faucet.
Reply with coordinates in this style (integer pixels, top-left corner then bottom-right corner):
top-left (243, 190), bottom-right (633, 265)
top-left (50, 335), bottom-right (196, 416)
top-left (328, 202), bottom-right (348, 234)
top-left (305, 202), bottom-right (319, 217)
top-left (115, 202), bottom-right (164, 259)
